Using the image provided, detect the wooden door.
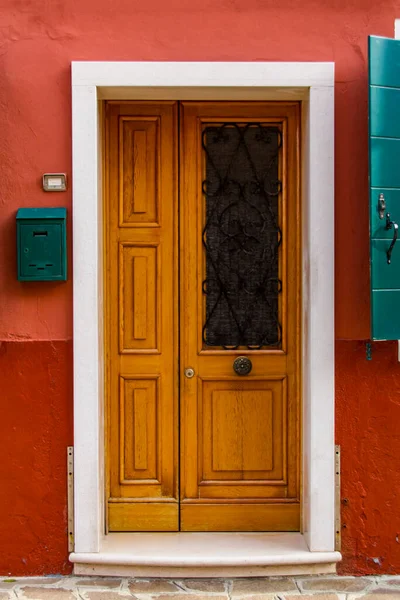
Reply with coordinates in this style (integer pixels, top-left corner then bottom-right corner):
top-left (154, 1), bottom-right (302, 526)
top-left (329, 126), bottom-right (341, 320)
top-left (106, 102), bottom-right (179, 531)
top-left (106, 101), bottom-right (301, 532)
top-left (179, 102), bottom-right (301, 531)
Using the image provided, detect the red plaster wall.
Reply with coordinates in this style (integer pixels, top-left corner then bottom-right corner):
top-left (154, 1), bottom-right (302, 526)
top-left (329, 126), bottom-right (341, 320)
top-left (0, 0), bottom-right (400, 576)
top-left (0, 0), bottom-right (393, 341)
top-left (336, 341), bottom-right (400, 575)
top-left (0, 341), bottom-right (73, 575)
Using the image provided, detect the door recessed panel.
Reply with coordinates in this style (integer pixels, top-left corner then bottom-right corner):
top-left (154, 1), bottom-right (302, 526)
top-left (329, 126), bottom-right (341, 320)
top-left (211, 388), bottom-right (273, 472)
top-left (119, 117), bottom-right (160, 226)
top-left (119, 244), bottom-right (159, 353)
top-left (120, 376), bottom-right (159, 484)
top-left (200, 378), bottom-right (286, 486)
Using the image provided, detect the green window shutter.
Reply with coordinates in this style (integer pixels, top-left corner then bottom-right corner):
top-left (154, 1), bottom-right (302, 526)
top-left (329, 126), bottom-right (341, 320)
top-left (369, 35), bottom-right (400, 340)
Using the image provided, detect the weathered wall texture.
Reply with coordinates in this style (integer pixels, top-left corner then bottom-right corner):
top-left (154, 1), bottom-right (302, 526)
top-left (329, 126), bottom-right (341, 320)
top-left (0, 0), bottom-right (399, 577)
top-left (336, 341), bottom-right (400, 575)
top-left (0, 341), bottom-right (72, 575)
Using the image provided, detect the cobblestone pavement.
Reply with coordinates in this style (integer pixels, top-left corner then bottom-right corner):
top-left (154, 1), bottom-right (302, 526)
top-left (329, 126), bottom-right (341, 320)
top-left (1, 576), bottom-right (400, 600)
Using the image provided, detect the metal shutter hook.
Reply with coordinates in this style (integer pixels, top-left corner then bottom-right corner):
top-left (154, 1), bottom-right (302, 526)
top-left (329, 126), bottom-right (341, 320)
top-left (386, 213), bottom-right (398, 264)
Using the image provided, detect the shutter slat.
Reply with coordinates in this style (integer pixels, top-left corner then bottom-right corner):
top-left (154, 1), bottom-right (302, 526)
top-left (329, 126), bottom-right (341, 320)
top-left (370, 138), bottom-right (400, 188)
top-left (370, 36), bottom-right (400, 87)
top-left (370, 87), bottom-right (400, 138)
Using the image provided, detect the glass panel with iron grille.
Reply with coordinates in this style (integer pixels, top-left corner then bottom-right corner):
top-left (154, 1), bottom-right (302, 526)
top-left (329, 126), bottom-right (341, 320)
top-left (202, 122), bottom-right (282, 350)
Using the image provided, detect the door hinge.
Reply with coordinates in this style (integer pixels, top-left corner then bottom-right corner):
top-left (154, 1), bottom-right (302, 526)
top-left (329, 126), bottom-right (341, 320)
top-left (67, 446), bottom-right (74, 552)
top-left (335, 444), bottom-right (341, 552)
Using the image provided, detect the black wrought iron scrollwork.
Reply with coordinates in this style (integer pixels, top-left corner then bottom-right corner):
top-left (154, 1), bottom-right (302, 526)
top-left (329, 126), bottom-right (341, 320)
top-left (202, 123), bottom-right (282, 349)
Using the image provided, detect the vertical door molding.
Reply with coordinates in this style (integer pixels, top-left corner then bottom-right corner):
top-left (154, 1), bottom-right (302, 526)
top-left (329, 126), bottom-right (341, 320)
top-left (71, 62), bottom-right (335, 556)
top-left (71, 84), bottom-right (103, 552)
top-left (302, 85), bottom-right (335, 551)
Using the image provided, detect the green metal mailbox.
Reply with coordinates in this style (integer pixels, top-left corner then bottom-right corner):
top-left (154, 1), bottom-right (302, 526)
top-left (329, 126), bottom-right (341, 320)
top-left (16, 207), bottom-right (67, 281)
top-left (369, 36), bottom-right (400, 339)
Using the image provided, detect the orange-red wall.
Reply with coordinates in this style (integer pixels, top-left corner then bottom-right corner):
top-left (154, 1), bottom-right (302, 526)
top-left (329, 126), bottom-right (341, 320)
top-left (0, 341), bottom-right (73, 575)
top-left (336, 341), bottom-right (400, 575)
top-left (0, 0), bottom-right (399, 576)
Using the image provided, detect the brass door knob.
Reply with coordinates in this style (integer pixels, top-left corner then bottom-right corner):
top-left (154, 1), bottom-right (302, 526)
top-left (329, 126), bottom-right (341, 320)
top-left (233, 356), bottom-right (252, 376)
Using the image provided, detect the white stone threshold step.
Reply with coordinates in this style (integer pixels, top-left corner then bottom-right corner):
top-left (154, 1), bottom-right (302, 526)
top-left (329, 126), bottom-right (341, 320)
top-left (70, 533), bottom-right (342, 578)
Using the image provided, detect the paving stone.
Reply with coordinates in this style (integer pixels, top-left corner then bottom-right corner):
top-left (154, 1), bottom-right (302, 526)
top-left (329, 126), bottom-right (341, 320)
top-left (76, 578), bottom-right (122, 589)
top-left (0, 594), bottom-right (10, 600)
top-left (285, 595), bottom-right (339, 600)
top-left (129, 580), bottom-right (182, 593)
top-left (227, 595), bottom-right (276, 600)
top-left (83, 593), bottom-right (127, 600)
top-left (382, 581), bottom-right (400, 589)
top-left (299, 577), bottom-right (371, 593)
top-left (231, 578), bottom-right (297, 595)
top-left (0, 583), bottom-right (15, 590)
top-left (179, 580), bottom-right (226, 593)
top-left (20, 588), bottom-right (76, 600)
top-left (356, 591), bottom-right (400, 599)
top-left (17, 579), bottom-right (61, 586)
top-left (154, 595), bottom-right (228, 600)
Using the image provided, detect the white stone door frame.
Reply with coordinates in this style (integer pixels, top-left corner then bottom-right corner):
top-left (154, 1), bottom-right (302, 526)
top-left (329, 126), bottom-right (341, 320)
top-left (71, 61), bottom-right (336, 566)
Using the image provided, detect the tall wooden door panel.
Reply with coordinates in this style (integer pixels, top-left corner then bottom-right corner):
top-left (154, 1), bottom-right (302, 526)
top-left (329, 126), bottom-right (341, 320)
top-left (106, 102), bottom-right (178, 531)
top-left (180, 102), bottom-right (301, 531)
top-left (106, 101), bottom-right (301, 532)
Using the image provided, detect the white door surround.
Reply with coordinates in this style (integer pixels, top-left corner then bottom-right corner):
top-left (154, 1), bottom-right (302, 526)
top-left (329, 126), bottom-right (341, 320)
top-left (70, 61), bottom-right (339, 576)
